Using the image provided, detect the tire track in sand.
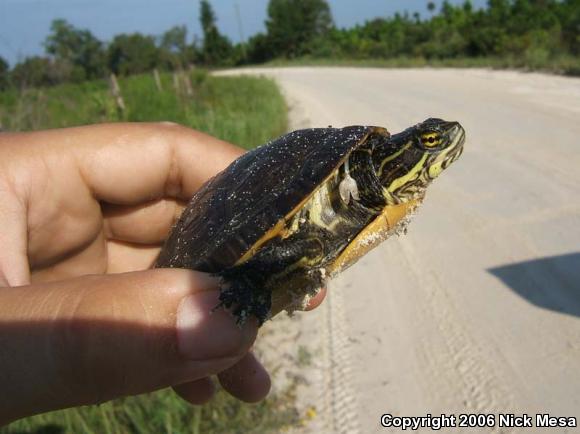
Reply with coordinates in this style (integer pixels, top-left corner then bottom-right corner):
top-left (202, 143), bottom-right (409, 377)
top-left (397, 239), bottom-right (516, 433)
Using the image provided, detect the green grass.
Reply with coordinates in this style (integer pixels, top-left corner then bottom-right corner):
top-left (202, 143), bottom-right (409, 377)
top-left (261, 55), bottom-right (580, 76)
top-left (0, 72), bottom-right (298, 434)
top-left (3, 387), bottom-right (301, 434)
top-left (0, 70), bottom-right (287, 150)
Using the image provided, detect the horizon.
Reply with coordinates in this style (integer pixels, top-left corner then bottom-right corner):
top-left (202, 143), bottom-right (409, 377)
top-left (0, 0), bottom-right (486, 66)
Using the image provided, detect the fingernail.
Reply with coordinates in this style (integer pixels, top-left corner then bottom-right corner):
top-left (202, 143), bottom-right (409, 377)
top-left (177, 291), bottom-right (257, 360)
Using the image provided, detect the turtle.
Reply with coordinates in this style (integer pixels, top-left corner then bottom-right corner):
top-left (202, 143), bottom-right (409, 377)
top-left (156, 118), bottom-right (465, 324)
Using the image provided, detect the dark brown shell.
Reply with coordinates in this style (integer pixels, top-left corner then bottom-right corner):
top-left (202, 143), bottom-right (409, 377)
top-left (156, 126), bottom-right (374, 272)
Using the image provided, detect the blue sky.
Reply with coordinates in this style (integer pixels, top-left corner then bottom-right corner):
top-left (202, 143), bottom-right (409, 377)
top-left (0, 0), bottom-right (486, 65)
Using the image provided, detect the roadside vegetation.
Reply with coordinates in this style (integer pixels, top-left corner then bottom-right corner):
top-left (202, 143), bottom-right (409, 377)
top-left (285, 0), bottom-right (580, 76)
top-left (0, 70), bottom-right (286, 150)
top-left (3, 344), bottom-right (313, 434)
top-left (1, 0), bottom-right (579, 90)
top-left (264, 55), bottom-right (580, 76)
top-left (3, 384), bottom-right (300, 434)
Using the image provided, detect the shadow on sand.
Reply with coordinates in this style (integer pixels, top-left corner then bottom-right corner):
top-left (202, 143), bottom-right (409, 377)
top-left (489, 252), bottom-right (580, 318)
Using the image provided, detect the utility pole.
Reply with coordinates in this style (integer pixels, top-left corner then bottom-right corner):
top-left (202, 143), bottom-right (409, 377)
top-left (234, 2), bottom-right (247, 60)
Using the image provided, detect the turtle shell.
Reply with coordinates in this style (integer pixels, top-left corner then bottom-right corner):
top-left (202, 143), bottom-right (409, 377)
top-left (156, 126), bottom-right (376, 272)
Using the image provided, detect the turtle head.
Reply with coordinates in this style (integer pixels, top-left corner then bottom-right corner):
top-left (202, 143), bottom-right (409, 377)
top-left (373, 118), bottom-right (465, 203)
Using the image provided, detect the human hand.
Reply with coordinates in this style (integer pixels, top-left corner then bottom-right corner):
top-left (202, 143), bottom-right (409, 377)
top-left (0, 123), bottom-right (325, 425)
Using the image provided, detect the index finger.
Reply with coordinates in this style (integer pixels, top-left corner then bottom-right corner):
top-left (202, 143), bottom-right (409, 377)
top-left (34, 122), bottom-right (245, 204)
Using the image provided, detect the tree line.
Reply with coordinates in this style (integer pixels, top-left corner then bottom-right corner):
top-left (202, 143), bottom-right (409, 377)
top-left (1, 0), bottom-right (579, 89)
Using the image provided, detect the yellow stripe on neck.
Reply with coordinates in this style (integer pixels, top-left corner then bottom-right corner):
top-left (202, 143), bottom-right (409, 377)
top-left (387, 153), bottom-right (428, 193)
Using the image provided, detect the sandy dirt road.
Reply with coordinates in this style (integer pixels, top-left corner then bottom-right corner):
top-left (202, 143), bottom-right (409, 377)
top-left (219, 67), bottom-right (580, 433)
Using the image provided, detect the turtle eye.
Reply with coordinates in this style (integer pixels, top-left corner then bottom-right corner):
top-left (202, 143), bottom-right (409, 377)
top-left (420, 132), bottom-right (441, 148)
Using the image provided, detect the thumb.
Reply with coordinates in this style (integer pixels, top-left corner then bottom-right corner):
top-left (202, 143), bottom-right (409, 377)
top-left (0, 269), bottom-right (257, 424)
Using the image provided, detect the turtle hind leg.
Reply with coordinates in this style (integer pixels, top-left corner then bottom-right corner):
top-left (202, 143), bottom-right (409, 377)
top-left (215, 270), bottom-right (272, 326)
top-left (216, 233), bottom-right (328, 325)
